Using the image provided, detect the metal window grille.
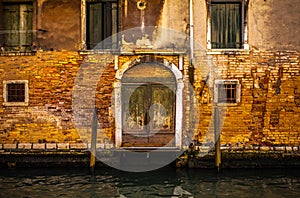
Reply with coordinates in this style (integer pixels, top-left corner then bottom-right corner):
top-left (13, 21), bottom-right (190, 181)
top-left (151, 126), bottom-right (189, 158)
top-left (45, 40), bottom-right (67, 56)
top-left (218, 83), bottom-right (237, 103)
top-left (7, 83), bottom-right (25, 102)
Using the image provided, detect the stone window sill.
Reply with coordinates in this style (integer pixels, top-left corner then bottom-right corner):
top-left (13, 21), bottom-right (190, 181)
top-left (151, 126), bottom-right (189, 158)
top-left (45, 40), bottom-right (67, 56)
top-left (3, 102), bottom-right (29, 107)
top-left (79, 49), bottom-right (120, 55)
top-left (0, 51), bottom-right (36, 56)
top-left (207, 49), bottom-right (250, 55)
top-left (215, 103), bottom-right (239, 107)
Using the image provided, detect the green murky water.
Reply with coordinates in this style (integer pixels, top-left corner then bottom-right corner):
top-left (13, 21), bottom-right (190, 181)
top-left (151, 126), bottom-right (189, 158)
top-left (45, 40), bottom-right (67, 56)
top-left (1, 167), bottom-right (300, 197)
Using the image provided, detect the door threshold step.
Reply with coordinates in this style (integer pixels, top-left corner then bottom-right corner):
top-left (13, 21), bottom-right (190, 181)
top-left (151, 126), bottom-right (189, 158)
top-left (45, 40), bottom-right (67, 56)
top-left (119, 147), bottom-right (181, 152)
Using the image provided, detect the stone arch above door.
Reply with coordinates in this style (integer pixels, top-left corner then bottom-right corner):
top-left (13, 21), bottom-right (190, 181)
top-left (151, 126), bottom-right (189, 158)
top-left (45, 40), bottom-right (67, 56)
top-left (114, 57), bottom-right (183, 148)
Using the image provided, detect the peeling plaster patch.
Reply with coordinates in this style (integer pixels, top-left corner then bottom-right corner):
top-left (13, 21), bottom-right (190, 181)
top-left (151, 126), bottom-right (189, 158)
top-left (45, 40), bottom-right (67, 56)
top-left (248, 0), bottom-right (270, 49)
top-left (153, 0), bottom-right (189, 49)
top-left (38, 0), bottom-right (48, 7)
top-left (249, 0), bottom-right (300, 50)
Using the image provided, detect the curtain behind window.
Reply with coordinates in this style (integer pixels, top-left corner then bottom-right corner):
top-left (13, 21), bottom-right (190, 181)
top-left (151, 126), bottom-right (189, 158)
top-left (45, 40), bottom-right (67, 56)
top-left (211, 3), bottom-right (241, 49)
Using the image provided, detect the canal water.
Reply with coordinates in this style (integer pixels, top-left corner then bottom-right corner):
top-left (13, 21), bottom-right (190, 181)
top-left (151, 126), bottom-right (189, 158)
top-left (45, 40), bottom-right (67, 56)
top-left (1, 167), bottom-right (300, 197)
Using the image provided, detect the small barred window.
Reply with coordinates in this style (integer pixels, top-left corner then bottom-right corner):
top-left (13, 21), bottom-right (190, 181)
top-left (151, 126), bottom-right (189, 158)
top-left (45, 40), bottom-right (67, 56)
top-left (3, 80), bottom-right (29, 106)
top-left (7, 83), bottom-right (25, 102)
top-left (214, 80), bottom-right (241, 105)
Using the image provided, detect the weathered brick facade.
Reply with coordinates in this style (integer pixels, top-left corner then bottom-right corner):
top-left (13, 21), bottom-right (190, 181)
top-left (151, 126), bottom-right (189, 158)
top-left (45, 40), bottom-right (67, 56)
top-left (194, 51), bottom-right (300, 146)
top-left (0, 0), bottom-right (299, 149)
top-left (0, 51), bottom-right (82, 143)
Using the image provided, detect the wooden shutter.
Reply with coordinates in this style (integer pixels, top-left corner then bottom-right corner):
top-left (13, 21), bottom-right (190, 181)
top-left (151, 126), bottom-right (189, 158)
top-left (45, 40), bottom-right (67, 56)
top-left (86, 1), bottom-right (118, 49)
top-left (211, 3), bottom-right (241, 49)
top-left (87, 2), bottom-right (103, 49)
top-left (19, 4), bottom-right (33, 50)
top-left (111, 3), bottom-right (118, 48)
top-left (3, 3), bottom-right (32, 51)
top-left (4, 4), bottom-right (19, 49)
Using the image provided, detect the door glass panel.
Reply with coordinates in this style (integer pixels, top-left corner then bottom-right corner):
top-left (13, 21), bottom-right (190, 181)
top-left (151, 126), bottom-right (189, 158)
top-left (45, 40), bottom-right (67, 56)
top-left (122, 83), bottom-right (175, 134)
top-left (122, 85), bottom-right (147, 132)
top-left (150, 84), bottom-right (175, 132)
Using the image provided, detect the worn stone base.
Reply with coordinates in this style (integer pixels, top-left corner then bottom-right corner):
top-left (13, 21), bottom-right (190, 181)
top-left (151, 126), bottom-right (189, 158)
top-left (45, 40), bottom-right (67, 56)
top-left (176, 145), bottom-right (300, 169)
top-left (1, 144), bottom-right (300, 169)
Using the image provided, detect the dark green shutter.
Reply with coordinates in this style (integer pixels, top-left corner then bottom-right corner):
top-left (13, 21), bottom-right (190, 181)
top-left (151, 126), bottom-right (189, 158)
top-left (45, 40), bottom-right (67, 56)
top-left (20, 4), bottom-right (33, 50)
top-left (4, 4), bottom-right (19, 49)
top-left (3, 3), bottom-right (32, 51)
top-left (86, 1), bottom-right (118, 49)
top-left (87, 2), bottom-right (103, 49)
top-left (211, 3), bottom-right (241, 49)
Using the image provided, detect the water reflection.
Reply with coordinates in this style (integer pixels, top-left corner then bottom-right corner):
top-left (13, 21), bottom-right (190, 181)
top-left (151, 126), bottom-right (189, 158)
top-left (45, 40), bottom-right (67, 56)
top-left (1, 167), bottom-right (300, 197)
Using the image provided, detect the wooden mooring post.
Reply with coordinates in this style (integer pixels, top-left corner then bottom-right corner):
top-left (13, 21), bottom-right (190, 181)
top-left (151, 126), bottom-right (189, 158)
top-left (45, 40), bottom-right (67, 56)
top-left (90, 108), bottom-right (98, 171)
top-left (214, 107), bottom-right (221, 172)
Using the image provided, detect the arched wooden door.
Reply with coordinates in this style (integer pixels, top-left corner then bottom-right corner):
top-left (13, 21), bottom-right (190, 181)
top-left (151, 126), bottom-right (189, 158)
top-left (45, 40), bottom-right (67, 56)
top-left (121, 63), bottom-right (176, 147)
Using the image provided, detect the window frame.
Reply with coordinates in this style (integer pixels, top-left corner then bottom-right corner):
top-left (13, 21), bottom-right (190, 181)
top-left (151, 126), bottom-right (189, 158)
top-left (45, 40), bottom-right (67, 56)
top-left (3, 80), bottom-right (29, 106)
top-left (0, 0), bottom-right (37, 53)
top-left (81, 0), bottom-right (119, 51)
top-left (214, 79), bottom-right (241, 106)
top-left (207, 0), bottom-right (249, 51)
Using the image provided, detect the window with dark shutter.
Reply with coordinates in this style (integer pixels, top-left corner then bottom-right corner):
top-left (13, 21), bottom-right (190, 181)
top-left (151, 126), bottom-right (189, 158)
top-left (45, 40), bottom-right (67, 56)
top-left (86, 0), bottom-right (118, 50)
top-left (1, 3), bottom-right (33, 51)
top-left (211, 2), bottom-right (242, 49)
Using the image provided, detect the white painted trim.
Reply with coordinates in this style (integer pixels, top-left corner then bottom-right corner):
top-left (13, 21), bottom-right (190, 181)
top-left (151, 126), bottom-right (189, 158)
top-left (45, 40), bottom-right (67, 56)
top-left (114, 55), bottom-right (119, 70)
top-left (175, 79), bottom-right (184, 148)
top-left (189, 0), bottom-right (194, 60)
top-left (206, 1), bottom-right (212, 50)
top-left (179, 55), bottom-right (183, 70)
top-left (114, 81), bottom-right (122, 147)
top-left (115, 60), bottom-right (183, 149)
top-left (81, 0), bottom-right (87, 50)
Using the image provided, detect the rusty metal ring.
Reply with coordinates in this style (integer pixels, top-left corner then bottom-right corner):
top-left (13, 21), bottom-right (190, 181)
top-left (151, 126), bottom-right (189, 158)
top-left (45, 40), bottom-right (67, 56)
top-left (137, 0), bottom-right (146, 10)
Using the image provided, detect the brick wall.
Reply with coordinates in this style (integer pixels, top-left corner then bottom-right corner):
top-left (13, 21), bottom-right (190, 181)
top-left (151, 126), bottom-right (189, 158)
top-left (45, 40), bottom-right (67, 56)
top-left (0, 52), bottom-right (189, 146)
top-left (0, 50), bottom-right (300, 147)
top-left (0, 51), bottom-right (82, 143)
top-left (193, 51), bottom-right (300, 146)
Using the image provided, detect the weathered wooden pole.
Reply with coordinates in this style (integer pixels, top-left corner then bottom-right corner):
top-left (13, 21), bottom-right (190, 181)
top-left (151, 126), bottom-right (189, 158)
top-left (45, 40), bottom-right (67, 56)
top-left (214, 107), bottom-right (221, 172)
top-left (90, 108), bottom-right (98, 171)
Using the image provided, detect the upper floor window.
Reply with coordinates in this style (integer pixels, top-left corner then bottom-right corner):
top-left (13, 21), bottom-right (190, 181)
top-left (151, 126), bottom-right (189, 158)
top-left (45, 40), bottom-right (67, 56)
top-left (86, 0), bottom-right (118, 50)
top-left (0, 2), bottom-right (33, 52)
top-left (207, 0), bottom-right (249, 50)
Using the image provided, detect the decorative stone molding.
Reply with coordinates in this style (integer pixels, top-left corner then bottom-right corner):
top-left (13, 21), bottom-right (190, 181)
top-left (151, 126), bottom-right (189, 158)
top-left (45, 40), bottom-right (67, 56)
top-left (114, 58), bottom-right (184, 148)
